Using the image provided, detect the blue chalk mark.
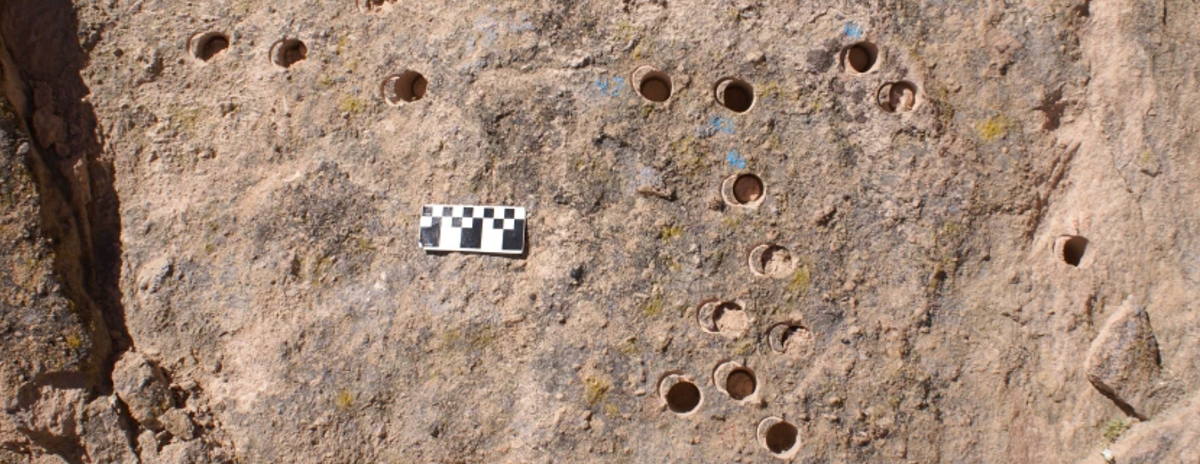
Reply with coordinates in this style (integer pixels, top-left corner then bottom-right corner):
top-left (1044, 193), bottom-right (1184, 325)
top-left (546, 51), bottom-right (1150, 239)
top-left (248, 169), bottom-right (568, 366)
top-left (595, 76), bottom-right (627, 97)
top-left (726, 150), bottom-right (748, 170)
top-left (709, 116), bottom-right (735, 135)
top-left (844, 22), bottom-right (864, 38)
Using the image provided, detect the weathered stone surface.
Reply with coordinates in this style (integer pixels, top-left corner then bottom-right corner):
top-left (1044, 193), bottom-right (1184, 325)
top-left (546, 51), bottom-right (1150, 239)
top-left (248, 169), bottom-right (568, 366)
top-left (9, 385), bottom-right (86, 451)
top-left (1076, 391), bottom-right (1200, 464)
top-left (3, 0), bottom-right (1200, 462)
top-left (112, 352), bottom-right (173, 431)
top-left (1085, 300), bottom-right (1163, 418)
top-left (158, 409), bottom-right (195, 441)
top-left (150, 440), bottom-right (220, 464)
top-left (79, 398), bottom-right (139, 464)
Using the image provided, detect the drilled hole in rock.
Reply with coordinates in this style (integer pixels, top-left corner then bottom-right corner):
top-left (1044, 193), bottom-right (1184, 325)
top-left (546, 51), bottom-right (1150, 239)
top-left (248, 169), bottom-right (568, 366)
top-left (192, 32), bottom-right (229, 62)
top-left (665, 381), bottom-right (701, 414)
top-left (721, 174), bottom-right (767, 209)
top-left (768, 323), bottom-right (810, 354)
top-left (765, 421), bottom-right (799, 455)
top-left (360, 0), bottom-right (391, 9)
top-left (844, 42), bottom-right (879, 73)
top-left (749, 244), bottom-right (793, 278)
top-left (713, 302), bottom-right (748, 335)
top-left (725, 369), bottom-right (757, 400)
top-left (715, 77), bottom-right (754, 113)
top-left (1061, 236), bottom-right (1089, 267)
top-left (382, 71), bottom-right (428, 104)
top-left (877, 81), bottom-right (919, 113)
top-left (733, 174), bottom-right (764, 203)
top-left (637, 71), bottom-right (672, 102)
top-left (272, 38), bottom-right (308, 68)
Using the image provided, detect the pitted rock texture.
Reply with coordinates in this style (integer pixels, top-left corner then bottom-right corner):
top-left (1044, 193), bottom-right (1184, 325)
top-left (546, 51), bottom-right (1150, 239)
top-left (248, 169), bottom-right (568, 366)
top-left (2, 0), bottom-right (1200, 463)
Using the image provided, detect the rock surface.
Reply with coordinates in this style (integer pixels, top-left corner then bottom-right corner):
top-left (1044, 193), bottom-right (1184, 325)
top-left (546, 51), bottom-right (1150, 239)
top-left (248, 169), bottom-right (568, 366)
top-left (1, 0), bottom-right (1200, 463)
top-left (1084, 299), bottom-right (1166, 419)
top-left (111, 352), bottom-right (173, 431)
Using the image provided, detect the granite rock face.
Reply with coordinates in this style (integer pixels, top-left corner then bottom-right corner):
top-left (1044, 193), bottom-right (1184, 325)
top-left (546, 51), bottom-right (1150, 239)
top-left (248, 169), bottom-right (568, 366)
top-left (3, 0), bottom-right (1200, 463)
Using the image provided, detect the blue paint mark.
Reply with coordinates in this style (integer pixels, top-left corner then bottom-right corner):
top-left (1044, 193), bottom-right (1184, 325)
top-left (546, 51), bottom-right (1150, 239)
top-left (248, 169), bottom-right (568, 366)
top-left (844, 21), bottom-right (864, 39)
top-left (595, 77), bottom-right (610, 95)
top-left (709, 116), bottom-right (735, 134)
top-left (726, 150), bottom-right (748, 170)
top-left (595, 76), bottom-right (627, 97)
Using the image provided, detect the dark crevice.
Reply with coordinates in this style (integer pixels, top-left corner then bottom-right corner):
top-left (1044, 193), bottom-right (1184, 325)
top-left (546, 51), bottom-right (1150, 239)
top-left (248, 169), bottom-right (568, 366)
top-left (1089, 379), bottom-right (1148, 421)
top-left (0, 0), bottom-right (128, 391)
top-left (111, 395), bottom-right (145, 456)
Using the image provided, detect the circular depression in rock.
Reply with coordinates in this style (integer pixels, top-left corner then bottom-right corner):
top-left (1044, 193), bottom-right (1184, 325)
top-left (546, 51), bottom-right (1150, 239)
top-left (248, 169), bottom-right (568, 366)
top-left (768, 323), bottom-right (811, 354)
top-left (766, 421), bottom-right (798, 454)
top-left (715, 77), bottom-right (754, 113)
top-left (272, 38), bottom-right (308, 69)
top-left (758, 417), bottom-right (800, 458)
top-left (749, 244), bottom-right (794, 278)
top-left (634, 66), bottom-right (672, 103)
top-left (726, 369), bottom-right (756, 400)
top-left (1059, 235), bottom-right (1089, 267)
top-left (381, 70), bottom-right (428, 105)
top-left (713, 361), bottom-right (758, 401)
top-left (697, 300), bottom-right (750, 337)
top-left (844, 42), bottom-right (879, 74)
top-left (722, 174), bottom-right (766, 208)
top-left (877, 81), bottom-right (919, 113)
top-left (734, 174), bottom-right (763, 203)
top-left (664, 380), bottom-right (701, 414)
top-left (191, 32), bottom-right (229, 62)
top-left (358, 0), bottom-right (391, 10)
top-left (714, 302), bottom-right (748, 334)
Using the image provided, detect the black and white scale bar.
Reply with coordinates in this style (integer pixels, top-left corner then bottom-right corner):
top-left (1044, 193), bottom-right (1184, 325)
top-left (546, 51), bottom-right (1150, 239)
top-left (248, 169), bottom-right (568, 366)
top-left (419, 204), bottom-right (526, 254)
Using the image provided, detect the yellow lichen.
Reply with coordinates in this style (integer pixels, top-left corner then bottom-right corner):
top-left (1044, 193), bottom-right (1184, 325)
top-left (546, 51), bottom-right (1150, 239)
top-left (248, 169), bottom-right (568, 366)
top-left (584, 376), bottom-right (611, 406)
top-left (642, 294), bottom-right (664, 317)
top-left (336, 36), bottom-right (350, 56)
top-left (787, 266), bottom-right (811, 296)
top-left (441, 328), bottom-right (462, 347)
top-left (659, 225), bottom-right (683, 241)
top-left (617, 337), bottom-right (639, 356)
top-left (1103, 418), bottom-right (1130, 442)
top-left (65, 333), bottom-right (82, 349)
top-left (733, 339), bottom-right (756, 356)
top-left (975, 115), bottom-right (1010, 142)
top-left (338, 95), bottom-right (368, 114)
top-left (468, 325), bottom-right (496, 350)
top-left (760, 80), bottom-right (783, 99)
top-left (335, 389), bottom-right (354, 411)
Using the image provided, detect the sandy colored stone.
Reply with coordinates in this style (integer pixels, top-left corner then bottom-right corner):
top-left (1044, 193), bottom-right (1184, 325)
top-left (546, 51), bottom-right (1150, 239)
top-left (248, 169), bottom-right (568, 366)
top-left (80, 398), bottom-right (139, 464)
top-left (1076, 391), bottom-right (1200, 464)
top-left (3, 0), bottom-right (1200, 462)
top-left (112, 352), bottom-right (173, 431)
top-left (159, 409), bottom-right (195, 441)
top-left (1084, 300), bottom-right (1162, 419)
